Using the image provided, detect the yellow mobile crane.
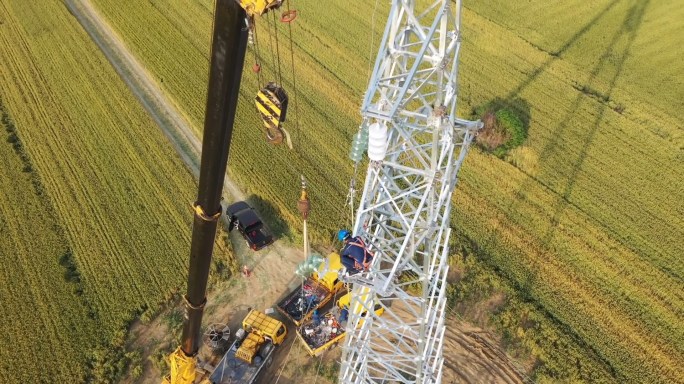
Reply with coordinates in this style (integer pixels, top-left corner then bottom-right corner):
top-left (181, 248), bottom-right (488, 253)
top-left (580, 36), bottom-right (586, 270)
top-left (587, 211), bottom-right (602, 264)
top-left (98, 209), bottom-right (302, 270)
top-left (164, 1), bottom-right (287, 383)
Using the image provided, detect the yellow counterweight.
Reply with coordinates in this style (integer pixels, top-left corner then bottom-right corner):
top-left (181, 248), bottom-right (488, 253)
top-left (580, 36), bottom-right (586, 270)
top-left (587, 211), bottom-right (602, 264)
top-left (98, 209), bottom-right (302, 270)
top-left (238, 0), bottom-right (283, 17)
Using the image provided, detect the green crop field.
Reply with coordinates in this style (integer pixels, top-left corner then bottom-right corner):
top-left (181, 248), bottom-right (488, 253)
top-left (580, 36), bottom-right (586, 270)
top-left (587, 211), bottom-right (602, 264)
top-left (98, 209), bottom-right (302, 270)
top-left (451, 2), bottom-right (683, 382)
top-left (0, 0), bottom-right (203, 382)
top-left (0, 101), bottom-right (96, 382)
top-left (88, 0), bottom-right (683, 382)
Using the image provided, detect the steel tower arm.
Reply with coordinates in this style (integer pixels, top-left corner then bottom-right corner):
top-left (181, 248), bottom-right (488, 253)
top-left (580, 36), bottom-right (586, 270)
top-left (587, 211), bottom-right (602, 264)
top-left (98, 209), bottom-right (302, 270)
top-left (340, 1), bottom-right (481, 382)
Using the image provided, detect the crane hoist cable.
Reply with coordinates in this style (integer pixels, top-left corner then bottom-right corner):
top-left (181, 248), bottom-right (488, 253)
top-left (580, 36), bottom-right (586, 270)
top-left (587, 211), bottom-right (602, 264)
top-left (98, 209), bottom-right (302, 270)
top-left (254, 0), bottom-right (350, 243)
top-left (265, 6), bottom-right (277, 74)
top-left (285, 0), bottom-right (301, 152)
top-left (339, 0), bottom-right (383, 232)
top-left (251, 20), bottom-right (263, 84)
top-left (272, 11), bottom-right (284, 85)
top-left (251, 0), bottom-right (313, 203)
top-left (252, 0), bottom-right (348, 240)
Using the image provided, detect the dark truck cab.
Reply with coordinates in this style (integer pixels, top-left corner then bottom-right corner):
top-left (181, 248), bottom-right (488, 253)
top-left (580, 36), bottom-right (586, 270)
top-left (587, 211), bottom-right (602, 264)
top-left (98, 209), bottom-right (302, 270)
top-left (226, 202), bottom-right (274, 251)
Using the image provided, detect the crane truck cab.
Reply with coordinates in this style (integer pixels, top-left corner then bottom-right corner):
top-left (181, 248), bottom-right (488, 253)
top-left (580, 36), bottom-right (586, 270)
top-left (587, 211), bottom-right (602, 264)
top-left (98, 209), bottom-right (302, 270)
top-left (276, 252), bottom-right (346, 326)
top-left (296, 288), bottom-right (384, 357)
top-left (209, 309), bottom-right (286, 384)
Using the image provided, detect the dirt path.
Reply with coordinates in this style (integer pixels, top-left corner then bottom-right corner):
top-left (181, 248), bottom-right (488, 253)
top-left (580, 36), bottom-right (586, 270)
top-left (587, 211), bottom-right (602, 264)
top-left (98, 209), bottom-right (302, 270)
top-left (66, 1), bottom-right (529, 383)
top-left (64, 0), bottom-right (244, 200)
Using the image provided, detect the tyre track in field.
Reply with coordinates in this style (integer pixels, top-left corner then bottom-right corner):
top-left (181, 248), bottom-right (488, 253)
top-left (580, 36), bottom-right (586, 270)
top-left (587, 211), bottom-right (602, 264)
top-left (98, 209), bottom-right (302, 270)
top-left (64, 0), bottom-right (244, 202)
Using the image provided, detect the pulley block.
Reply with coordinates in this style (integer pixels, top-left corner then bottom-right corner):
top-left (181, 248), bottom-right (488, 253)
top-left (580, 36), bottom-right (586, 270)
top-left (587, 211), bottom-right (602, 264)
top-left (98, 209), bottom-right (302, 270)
top-left (255, 82), bottom-right (289, 145)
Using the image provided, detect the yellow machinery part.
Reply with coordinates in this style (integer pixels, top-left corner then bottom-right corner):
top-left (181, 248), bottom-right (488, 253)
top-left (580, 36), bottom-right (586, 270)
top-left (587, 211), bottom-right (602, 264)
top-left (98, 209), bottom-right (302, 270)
top-left (312, 252), bottom-right (344, 292)
top-left (238, 0), bottom-right (283, 17)
top-left (235, 310), bottom-right (288, 363)
top-left (242, 309), bottom-right (285, 340)
top-left (338, 286), bottom-right (380, 316)
top-left (164, 347), bottom-right (197, 384)
top-left (236, 332), bottom-right (262, 363)
top-left (255, 88), bottom-right (282, 115)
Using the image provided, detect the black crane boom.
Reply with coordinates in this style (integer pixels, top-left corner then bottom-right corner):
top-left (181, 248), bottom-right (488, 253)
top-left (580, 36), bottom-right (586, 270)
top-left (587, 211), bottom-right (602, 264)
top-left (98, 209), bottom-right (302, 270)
top-left (181, 0), bottom-right (248, 358)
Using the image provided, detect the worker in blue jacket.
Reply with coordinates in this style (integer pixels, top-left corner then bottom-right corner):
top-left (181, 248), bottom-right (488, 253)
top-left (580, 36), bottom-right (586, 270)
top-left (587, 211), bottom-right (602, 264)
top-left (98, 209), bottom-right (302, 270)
top-left (338, 229), bottom-right (373, 275)
top-left (312, 309), bottom-right (321, 324)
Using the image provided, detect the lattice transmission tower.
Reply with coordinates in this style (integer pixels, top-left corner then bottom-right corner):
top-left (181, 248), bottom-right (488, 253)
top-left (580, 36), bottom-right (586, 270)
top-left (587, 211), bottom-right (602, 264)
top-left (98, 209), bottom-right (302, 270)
top-left (339, 0), bottom-right (481, 382)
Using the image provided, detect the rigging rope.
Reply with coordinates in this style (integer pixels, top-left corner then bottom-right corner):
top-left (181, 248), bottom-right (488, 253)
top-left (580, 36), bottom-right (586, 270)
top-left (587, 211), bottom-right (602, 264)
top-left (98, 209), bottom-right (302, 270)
top-left (337, 0), bottom-right (384, 234)
top-left (252, 20), bottom-right (263, 86)
top-left (367, 0), bottom-right (381, 85)
top-left (272, 12), bottom-right (284, 85)
top-left (286, 0), bottom-right (301, 152)
top-left (345, 163), bottom-right (360, 229)
top-left (273, 332), bottom-right (300, 384)
top-left (311, 349), bottom-right (326, 384)
top-left (266, 13), bottom-right (278, 83)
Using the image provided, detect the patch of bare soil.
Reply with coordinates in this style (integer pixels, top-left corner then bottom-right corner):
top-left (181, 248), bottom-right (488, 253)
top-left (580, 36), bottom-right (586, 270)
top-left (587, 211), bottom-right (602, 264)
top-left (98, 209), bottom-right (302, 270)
top-left (123, 239), bottom-right (530, 384)
top-left (476, 112), bottom-right (509, 150)
top-left (441, 316), bottom-right (531, 384)
top-left (122, 227), bottom-right (309, 383)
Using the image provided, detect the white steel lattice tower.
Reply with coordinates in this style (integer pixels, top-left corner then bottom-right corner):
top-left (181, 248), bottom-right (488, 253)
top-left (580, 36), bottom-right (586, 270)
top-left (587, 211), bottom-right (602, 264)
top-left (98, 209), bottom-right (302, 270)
top-left (339, 0), bottom-right (481, 383)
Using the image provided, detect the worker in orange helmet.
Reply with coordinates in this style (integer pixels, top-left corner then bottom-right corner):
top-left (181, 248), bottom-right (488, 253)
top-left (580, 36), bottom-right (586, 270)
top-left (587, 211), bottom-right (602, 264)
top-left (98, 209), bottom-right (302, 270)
top-left (338, 229), bottom-right (373, 275)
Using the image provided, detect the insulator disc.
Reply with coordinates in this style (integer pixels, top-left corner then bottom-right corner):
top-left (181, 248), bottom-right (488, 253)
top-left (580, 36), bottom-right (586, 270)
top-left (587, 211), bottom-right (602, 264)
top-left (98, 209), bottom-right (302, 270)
top-left (368, 122), bottom-right (388, 161)
top-left (349, 132), bottom-right (367, 162)
top-left (360, 126), bottom-right (369, 141)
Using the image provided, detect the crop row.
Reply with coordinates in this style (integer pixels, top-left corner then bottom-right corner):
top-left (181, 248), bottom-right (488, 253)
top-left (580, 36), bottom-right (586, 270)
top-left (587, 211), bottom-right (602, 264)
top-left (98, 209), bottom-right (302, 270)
top-left (0, 100), bottom-right (95, 382)
top-left (455, 151), bottom-right (683, 383)
top-left (0, 0), bottom-right (206, 381)
top-left (466, 0), bottom-right (684, 116)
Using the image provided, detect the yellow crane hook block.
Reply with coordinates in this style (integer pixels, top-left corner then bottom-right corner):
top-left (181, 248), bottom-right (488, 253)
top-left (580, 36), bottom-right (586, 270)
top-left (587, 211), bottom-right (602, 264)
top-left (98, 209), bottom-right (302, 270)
top-left (255, 82), bottom-right (289, 146)
top-left (238, 0), bottom-right (283, 17)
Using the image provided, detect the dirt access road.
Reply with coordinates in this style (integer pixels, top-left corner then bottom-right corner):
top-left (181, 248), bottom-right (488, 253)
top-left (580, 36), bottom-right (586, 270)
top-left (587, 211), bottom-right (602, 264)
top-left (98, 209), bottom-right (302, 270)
top-left (66, 0), bottom-right (529, 383)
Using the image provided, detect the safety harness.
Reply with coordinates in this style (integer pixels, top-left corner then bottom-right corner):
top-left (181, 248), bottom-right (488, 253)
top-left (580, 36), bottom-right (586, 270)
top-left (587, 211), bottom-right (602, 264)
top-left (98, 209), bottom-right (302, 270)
top-left (345, 236), bottom-right (373, 271)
